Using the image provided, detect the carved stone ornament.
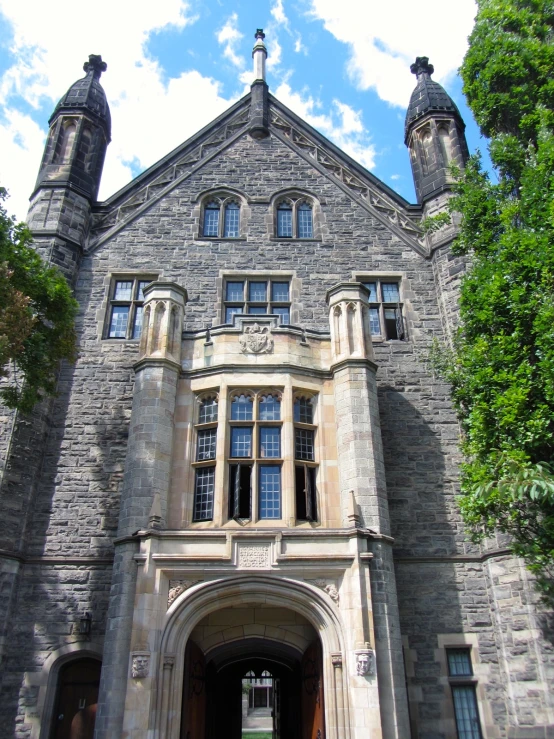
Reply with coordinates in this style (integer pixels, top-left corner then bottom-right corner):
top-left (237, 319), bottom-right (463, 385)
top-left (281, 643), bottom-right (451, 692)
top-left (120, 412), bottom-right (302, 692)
top-left (239, 323), bottom-right (274, 354)
top-left (163, 655), bottom-right (175, 669)
top-left (355, 648), bottom-right (375, 677)
top-left (131, 653), bottom-right (150, 679)
top-left (168, 579), bottom-right (201, 609)
top-left (331, 652), bottom-right (343, 668)
top-left (238, 544), bottom-right (271, 569)
top-left (310, 579), bottom-right (340, 606)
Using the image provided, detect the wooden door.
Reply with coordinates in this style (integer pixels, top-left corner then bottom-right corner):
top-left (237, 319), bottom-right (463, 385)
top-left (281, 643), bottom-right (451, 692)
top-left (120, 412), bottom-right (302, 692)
top-left (181, 639), bottom-right (206, 739)
top-left (52, 659), bottom-right (101, 739)
top-left (301, 640), bottom-right (325, 739)
top-left (273, 677), bottom-right (281, 739)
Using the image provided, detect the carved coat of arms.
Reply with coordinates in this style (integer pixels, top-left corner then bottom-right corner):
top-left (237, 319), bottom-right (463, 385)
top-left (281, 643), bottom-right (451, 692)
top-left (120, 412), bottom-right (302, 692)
top-left (239, 323), bottom-right (274, 354)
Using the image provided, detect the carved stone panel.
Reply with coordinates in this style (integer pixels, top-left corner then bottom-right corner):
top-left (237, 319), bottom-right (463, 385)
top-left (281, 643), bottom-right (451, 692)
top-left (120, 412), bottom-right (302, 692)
top-left (239, 323), bottom-right (274, 354)
top-left (308, 579), bottom-right (340, 605)
top-left (237, 544), bottom-right (271, 569)
top-left (131, 653), bottom-right (150, 679)
top-left (167, 579), bottom-right (201, 609)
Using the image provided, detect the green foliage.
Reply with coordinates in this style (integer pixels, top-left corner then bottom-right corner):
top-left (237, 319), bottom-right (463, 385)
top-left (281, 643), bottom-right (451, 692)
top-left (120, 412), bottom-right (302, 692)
top-left (0, 188), bottom-right (78, 412)
top-left (421, 212), bottom-right (451, 234)
top-left (439, 0), bottom-right (554, 602)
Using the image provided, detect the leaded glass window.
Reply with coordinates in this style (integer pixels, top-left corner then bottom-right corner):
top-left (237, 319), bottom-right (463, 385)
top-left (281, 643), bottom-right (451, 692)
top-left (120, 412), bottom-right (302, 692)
top-left (107, 277), bottom-right (155, 340)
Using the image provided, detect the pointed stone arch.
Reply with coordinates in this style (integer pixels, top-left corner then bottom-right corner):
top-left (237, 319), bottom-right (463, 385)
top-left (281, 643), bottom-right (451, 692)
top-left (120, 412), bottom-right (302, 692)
top-left (153, 575), bottom-right (351, 739)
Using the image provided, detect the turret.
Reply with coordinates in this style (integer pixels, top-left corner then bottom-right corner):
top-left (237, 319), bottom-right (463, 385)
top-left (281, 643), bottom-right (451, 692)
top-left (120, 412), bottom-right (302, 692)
top-left (405, 57), bottom-right (468, 204)
top-left (26, 55), bottom-right (110, 283)
top-left (33, 54), bottom-right (111, 203)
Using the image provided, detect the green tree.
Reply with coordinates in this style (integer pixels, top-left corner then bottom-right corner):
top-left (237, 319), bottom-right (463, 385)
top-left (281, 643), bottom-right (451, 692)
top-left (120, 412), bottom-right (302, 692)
top-left (0, 188), bottom-right (78, 412)
top-left (439, 0), bottom-right (554, 601)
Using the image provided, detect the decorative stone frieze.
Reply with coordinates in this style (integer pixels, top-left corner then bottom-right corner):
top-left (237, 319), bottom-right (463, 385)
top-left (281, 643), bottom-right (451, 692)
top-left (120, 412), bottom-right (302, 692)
top-left (167, 580), bottom-right (201, 609)
top-left (309, 579), bottom-right (340, 606)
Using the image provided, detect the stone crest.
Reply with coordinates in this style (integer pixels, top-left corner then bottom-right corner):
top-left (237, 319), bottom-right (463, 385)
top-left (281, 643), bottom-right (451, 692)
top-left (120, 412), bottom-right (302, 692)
top-left (239, 323), bottom-right (273, 354)
top-left (237, 544), bottom-right (271, 569)
top-left (131, 653), bottom-right (150, 679)
top-left (167, 579), bottom-right (201, 609)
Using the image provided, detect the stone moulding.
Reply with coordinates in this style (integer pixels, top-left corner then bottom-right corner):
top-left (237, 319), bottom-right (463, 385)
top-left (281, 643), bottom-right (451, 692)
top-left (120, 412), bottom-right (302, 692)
top-left (270, 108), bottom-right (426, 254)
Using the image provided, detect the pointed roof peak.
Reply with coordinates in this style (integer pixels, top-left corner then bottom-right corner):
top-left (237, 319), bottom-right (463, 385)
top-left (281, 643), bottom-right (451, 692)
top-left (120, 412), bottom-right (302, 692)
top-left (405, 56), bottom-right (464, 141)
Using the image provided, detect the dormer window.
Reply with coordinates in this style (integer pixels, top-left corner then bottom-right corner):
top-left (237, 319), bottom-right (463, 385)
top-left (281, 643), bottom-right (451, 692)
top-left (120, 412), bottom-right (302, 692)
top-left (202, 196), bottom-right (241, 238)
top-left (276, 198), bottom-right (313, 239)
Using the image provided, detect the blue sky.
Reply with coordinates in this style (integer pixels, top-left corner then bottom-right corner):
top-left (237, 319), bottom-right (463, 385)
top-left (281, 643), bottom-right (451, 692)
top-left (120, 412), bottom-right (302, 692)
top-left (0, 0), bottom-right (486, 221)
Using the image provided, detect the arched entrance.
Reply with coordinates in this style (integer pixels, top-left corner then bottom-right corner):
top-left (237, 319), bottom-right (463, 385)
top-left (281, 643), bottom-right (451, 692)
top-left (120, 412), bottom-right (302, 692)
top-left (180, 631), bottom-right (325, 739)
top-left (157, 576), bottom-right (349, 739)
top-left (50, 658), bottom-right (101, 739)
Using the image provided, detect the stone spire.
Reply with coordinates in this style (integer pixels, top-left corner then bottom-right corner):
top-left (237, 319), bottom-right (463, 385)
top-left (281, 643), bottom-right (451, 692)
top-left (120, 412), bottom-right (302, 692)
top-left (252, 28), bottom-right (267, 82)
top-left (32, 54), bottom-right (111, 203)
top-left (249, 29), bottom-right (269, 139)
top-left (404, 57), bottom-right (468, 204)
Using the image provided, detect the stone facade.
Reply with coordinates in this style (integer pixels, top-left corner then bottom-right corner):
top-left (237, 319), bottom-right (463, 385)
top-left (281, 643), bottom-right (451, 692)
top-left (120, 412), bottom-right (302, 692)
top-left (0, 43), bottom-right (552, 739)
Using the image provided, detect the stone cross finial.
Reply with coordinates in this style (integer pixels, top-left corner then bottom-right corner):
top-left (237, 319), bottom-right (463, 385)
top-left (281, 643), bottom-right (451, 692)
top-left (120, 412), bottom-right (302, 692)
top-left (83, 54), bottom-right (107, 79)
top-left (410, 56), bottom-right (434, 80)
top-left (255, 28), bottom-right (266, 40)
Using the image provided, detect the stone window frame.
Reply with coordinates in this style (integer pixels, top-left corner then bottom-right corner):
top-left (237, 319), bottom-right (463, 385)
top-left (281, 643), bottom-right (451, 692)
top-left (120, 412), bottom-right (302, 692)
top-left (100, 272), bottom-right (159, 341)
top-left (214, 270), bottom-right (301, 327)
top-left (192, 392), bottom-right (219, 522)
top-left (192, 187), bottom-right (250, 240)
top-left (353, 272), bottom-right (406, 341)
top-left (436, 634), bottom-right (491, 739)
top-left (222, 276), bottom-right (292, 325)
top-left (293, 392), bottom-right (319, 522)
top-left (268, 189), bottom-right (323, 241)
top-left (188, 383), bottom-right (322, 528)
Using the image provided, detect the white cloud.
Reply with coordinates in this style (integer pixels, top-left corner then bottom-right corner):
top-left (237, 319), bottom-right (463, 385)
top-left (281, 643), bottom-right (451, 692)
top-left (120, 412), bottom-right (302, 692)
top-left (271, 0), bottom-right (290, 30)
top-left (0, 0), bottom-right (237, 220)
top-left (308, 0), bottom-right (476, 107)
top-left (390, 174), bottom-right (401, 181)
top-left (267, 38), bottom-right (283, 69)
top-left (274, 82), bottom-right (376, 170)
top-left (217, 13), bottom-right (245, 69)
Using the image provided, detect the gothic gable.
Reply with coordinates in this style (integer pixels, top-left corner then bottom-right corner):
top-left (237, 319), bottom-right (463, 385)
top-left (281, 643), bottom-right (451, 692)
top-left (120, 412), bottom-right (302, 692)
top-left (88, 93), bottom-right (425, 255)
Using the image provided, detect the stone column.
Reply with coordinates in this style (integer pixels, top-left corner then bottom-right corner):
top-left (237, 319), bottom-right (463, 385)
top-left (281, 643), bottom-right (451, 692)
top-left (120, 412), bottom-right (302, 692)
top-left (94, 282), bottom-right (187, 739)
top-left (327, 283), bottom-right (410, 739)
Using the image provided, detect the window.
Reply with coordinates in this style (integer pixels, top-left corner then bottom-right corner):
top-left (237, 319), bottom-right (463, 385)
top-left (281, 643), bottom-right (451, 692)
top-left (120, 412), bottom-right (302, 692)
top-left (223, 278), bottom-right (291, 325)
top-left (276, 198), bottom-right (313, 239)
top-left (446, 648), bottom-right (482, 739)
top-left (192, 395), bottom-right (218, 521)
top-left (360, 278), bottom-right (405, 340)
top-left (202, 196), bottom-right (241, 238)
top-left (228, 391), bottom-right (283, 521)
top-left (106, 277), bottom-right (154, 339)
top-left (294, 395), bottom-right (318, 521)
top-left (191, 388), bottom-right (319, 526)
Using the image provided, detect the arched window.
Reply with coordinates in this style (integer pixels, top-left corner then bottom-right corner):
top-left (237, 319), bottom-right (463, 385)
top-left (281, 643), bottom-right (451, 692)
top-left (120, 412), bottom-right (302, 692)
top-left (202, 195), bottom-right (241, 238)
top-left (199, 396), bottom-right (218, 424)
top-left (276, 197), bottom-right (313, 238)
top-left (57, 120), bottom-right (77, 164)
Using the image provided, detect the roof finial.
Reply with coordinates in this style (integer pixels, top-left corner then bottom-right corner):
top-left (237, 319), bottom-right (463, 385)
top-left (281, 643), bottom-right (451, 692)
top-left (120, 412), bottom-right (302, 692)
top-left (410, 56), bottom-right (434, 81)
top-left (83, 54), bottom-right (107, 80)
top-left (252, 28), bottom-right (267, 82)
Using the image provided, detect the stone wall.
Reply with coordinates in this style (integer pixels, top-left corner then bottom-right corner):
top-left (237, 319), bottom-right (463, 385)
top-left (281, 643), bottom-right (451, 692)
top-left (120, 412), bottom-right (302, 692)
top-left (1, 116), bottom-right (552, 736)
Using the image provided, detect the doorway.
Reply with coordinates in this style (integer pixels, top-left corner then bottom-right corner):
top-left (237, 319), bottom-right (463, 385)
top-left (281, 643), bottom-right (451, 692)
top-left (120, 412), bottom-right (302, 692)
top-left (50, 658), bottom-right (101, 739)
top-left (180, 638), bottom-right (325, 739)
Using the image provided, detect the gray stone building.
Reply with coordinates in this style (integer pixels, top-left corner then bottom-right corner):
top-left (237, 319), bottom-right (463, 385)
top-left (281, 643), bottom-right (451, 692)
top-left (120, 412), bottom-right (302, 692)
top-left (0, 32), bottom-right (553, 739)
